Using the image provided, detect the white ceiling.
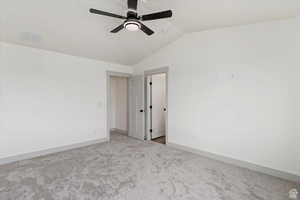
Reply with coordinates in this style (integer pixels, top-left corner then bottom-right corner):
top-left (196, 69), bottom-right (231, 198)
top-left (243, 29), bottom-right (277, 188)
top-left (1, 0), bottom-right (300, 65)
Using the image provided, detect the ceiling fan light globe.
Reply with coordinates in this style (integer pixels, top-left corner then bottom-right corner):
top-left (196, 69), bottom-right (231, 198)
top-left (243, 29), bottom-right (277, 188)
top-left (124, 21), bottom-right (140, 31)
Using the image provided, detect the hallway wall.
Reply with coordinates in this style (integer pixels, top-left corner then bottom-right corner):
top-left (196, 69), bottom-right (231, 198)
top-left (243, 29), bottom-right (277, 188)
top-left (151, 73), bottom-right (166, 139)
top-left (110, 76), bottom-right (128, 132)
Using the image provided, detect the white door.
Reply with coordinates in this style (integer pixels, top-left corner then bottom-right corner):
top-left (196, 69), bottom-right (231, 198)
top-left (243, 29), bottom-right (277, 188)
top-left (128, 75), bottom-right (145, 140)
top-left (151, 74), bottom-right (166, 139)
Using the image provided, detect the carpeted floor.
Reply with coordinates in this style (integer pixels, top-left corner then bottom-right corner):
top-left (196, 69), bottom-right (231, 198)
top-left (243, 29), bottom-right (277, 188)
top-left (0, 133), bottom-right (299, 200)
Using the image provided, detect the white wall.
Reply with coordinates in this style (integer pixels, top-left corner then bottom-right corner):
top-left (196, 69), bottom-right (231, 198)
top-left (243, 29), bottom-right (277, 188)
top-left (110, 76), bottom-right (128, 131)
top-left (135, 18), bottom-right (300, 177)
top-left (151, 74), bottom-right (166, 138)
top-left (0, 42), bottom-right (132, 159)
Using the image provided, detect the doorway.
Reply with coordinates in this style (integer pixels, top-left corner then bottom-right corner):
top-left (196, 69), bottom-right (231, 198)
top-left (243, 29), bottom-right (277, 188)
top-left (107, 72), bottom-right (130, 139)
top-left (145, 68), bottom-right (168, 144)
top-left (107, 68), bottom-right (168, 143)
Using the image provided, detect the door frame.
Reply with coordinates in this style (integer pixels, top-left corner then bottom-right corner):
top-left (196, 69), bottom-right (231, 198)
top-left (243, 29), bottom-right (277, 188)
top-left (144, 67), bottom-right (169, 144)
top-left (106, 71), bottom-right (132, 141)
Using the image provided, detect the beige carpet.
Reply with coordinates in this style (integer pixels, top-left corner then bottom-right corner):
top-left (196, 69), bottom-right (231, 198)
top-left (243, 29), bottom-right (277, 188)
top-left (0, 133), bottom-right (299, 200)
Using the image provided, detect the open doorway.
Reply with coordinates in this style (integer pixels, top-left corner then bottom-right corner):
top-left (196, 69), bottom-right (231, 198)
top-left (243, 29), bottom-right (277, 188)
top-left (107, 72), bottom-right (130, 139)
top-left (145, 69), bottom-right (168, 144)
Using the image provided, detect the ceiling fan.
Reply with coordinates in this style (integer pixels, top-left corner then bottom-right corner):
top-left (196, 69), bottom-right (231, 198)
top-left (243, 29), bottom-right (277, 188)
top-left (89, 0), bottom-right (173, 36)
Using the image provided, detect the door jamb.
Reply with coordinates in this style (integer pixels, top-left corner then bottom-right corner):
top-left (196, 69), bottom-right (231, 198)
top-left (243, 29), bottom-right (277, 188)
top-left (106, 71), bottom-right (132, 141)
top-left (144, 67), bottom-right (169, 144)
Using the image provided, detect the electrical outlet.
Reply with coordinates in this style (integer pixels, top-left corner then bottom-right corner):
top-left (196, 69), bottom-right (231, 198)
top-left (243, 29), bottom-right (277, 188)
top-left (289, 189), bottom-right (298, 199)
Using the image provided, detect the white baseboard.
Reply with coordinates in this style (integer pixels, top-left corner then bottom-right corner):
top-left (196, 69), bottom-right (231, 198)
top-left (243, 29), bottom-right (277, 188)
top-left (167, 142), bottom-right (300, 184)
top-left (0, 138), bottom-right (109, 166)
top-left (110, 128), bottom-right (128, 135)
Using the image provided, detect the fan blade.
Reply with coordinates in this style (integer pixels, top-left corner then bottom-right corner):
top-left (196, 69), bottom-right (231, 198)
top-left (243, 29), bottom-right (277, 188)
top-left (128, 0), bottom-right (138, 10)
top-left (140, 23), bottom-right (154, 36)
top-left (89, 8), bottom-right (126, 19)
top-left (111, 24), bottom-right (124, 33)
top-left (141, 10), bottom-right (172, 21)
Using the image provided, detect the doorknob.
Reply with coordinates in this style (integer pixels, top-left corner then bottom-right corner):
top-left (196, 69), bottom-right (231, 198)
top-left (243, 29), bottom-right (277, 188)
top-left (140, 109), bottom-right (144, 113)
top-left (164, 108), bottom-right (167, 111)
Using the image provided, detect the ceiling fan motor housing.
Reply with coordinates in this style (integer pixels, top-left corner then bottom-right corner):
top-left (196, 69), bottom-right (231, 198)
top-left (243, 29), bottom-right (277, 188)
top-left (124, 11), bottom-right (141, 31)
top-left (127, 11), bottom-right (139, 19)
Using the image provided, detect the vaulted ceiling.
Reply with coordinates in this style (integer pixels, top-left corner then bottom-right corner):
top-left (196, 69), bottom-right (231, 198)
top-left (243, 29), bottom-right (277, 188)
top-left (1, 0), bottom-right (300, 65)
